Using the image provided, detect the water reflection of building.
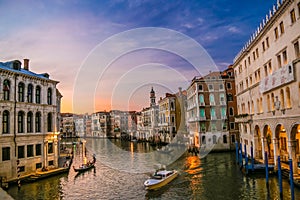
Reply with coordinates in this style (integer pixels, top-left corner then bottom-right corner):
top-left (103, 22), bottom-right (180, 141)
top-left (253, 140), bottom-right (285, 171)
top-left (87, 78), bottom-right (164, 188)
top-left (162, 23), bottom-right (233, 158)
top-left (187, 68), bottom-right (238, 151)
top-left (233, 0), bottom-right (300, 172)
top-left (0, 59), bottom-right (61, 181)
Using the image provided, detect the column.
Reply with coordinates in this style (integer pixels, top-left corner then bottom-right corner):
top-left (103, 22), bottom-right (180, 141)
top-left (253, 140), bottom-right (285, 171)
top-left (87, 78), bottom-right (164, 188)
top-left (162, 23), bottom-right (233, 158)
top-left (261, 138), bottom-right (266, 160)
top-left (288, 140), bottom-right (298, 174)
top-left (273, 138), bottom-right (279, 167)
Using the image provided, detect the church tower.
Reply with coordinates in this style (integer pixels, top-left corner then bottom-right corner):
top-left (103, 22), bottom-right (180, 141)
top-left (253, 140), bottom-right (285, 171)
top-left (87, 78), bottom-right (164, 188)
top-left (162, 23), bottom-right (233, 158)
top-left (150, 87), bottom-right (156, 107)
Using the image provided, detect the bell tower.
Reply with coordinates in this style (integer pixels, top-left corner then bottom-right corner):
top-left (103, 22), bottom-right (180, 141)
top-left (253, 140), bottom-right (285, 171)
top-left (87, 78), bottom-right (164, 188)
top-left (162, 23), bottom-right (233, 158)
top-left (150, 87), bottom-right (156, 107)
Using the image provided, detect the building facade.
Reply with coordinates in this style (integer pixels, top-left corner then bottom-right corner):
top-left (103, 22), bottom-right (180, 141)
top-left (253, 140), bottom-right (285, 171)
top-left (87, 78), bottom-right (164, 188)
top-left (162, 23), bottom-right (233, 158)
top-left (0, 59), bottom-right (61, 181)
top-left (233, 0), bottom-right (300, 172)
top-left (187, 69), bottom-right (238, 152)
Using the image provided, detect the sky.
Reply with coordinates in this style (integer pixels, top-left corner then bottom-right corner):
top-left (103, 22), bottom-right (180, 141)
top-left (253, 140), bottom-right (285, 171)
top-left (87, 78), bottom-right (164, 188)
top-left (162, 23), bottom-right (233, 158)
top-left (0, 0), bottom-right (275, 114)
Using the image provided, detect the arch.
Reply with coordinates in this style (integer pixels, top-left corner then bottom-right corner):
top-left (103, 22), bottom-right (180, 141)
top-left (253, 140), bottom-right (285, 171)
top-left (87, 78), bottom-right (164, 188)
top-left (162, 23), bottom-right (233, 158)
top-left (286, 87), bottom-right (291, 108)
top-left (47, 113), bottom-right (52, 132)
top-left (18, 111), bottom-right (25, 133)
top-left (27, 84), bottom-right (33, 103)
top-left (3, 79), bottom-right (10, 100)
top-left (254, 125), bottom-right (262, 159)
top-left (280, 89), bottom-right (285, 109)
top-left (27, 111), bottom-right (33, 133)
top-left (36, 85), bottom-right (41, 104)
top-left (290, 123), bottom-right (300, 173)
top-left (18, 82), bottom-right (25, 102)
top-left (35, 112), bottom-right (41, 133)
top-left (275, 124), bottom-right (288, 162)
top-left (2, 110), bottom-right (10, 133)
top-left (263, 125), bottom-right (273, 158)
top-left (267, 94), bottom-right (270, 112)
top-left (209, 94), bottom-right (215, 103)
top-left (47, 88), bottom-right (52, 105)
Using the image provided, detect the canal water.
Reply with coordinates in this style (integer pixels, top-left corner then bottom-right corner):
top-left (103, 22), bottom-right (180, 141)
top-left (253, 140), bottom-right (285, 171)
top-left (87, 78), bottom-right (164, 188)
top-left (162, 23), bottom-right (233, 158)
top-left (6, 138), bottom-right (300, 199)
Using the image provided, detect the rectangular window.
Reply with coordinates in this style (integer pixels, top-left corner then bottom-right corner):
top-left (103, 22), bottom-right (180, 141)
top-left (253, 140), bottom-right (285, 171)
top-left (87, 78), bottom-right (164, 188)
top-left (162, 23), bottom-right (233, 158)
top-left (208, 84), bottom-right (213, 91)
top-left (230, 122), bottom-right (235, 130)
top-left (268, 62), bottom-right (272, 74)
top-left (48, 160), bottom-right (54, 166)
top-left (27, 145), bottom-right (34, 157)
top-left (277, 54), bottom-right (282, 68)
top-left (200, 123), bottom-right (206, 132)
top-left (219, 84), bottom-right (224, 90)
top-left (264, 65), bottom-right (268, 77)
top-left (36, 163), bottom-right (42, 169)
top-left (48, 143), bottom-right (53, 154)
top-left (262, 41), bottom-right (265, 51)
top-left (231, 135), bottom-right (236, 143)
top-left (279, 21), bottom-right (284, 34)
top-left (253, 51), bottom-right (256, 60)
top-left (248, 56), bottom-right (251, 65)
top-left (227, 82), bottom-right (232, 89)
top-left (256, 48), bottom-right (259, 58)
top-left (200, 108), bottom-right (205, 117)
top-left (198, 84), bottom-right (203, 91)
top-left (294, 41), bottom-right (299, 58)
top-left (229, 107), bottom-right (234, 116)
top-left (266, 37), bottom-right (269, 48)
top-left (274, 27), bottom-right (279, 39)
top-left (222, 122), bottom-right (227, 130)
top-left (211, 122), bottom-right (217, 131)
top-left (290, 9), bottom-right (296, 24)
top-left (35, 144), bottom-right (41, 156)
top-left (2, 147), bottom-right (10, 161)
top-left (18, 146), bottom-right (25, 159)
top-left (282, 50), bottom-right (287, 65)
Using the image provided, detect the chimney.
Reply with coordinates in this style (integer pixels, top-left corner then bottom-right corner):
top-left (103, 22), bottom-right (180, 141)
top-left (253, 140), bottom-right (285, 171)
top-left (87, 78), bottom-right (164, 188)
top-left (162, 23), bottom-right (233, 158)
top-left (24, 59), bottom-right (29, 70)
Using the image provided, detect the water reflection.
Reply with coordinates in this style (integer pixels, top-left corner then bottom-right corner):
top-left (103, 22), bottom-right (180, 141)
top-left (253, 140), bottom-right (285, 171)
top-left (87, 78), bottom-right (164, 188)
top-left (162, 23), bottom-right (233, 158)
top-left (6, 139), bottom-right (300, 200)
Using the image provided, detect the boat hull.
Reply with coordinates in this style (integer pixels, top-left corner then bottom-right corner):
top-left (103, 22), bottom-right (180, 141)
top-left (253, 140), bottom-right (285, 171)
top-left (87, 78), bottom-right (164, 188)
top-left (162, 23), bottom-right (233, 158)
top-left (144, 171), bottom-right (178, 190)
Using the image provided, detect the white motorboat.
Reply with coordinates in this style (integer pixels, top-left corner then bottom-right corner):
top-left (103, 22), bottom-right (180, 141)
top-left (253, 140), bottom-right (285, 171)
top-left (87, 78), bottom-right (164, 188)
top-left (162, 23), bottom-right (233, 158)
top-left (144, 169), bottom-right (178, 190)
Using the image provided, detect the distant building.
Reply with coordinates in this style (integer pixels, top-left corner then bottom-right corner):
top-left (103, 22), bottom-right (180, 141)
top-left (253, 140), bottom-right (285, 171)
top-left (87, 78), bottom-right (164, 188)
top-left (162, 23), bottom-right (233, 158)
top-left (61, 113), bottom-right (76, 137)
top-left (91, 111), bottom-right (110, 138)
top-left (187, 68), bottom-right (238, 151)
top-left (233, 0), bottom-right (300, 172)
top-left (0, 59), bottom-right (61, 181)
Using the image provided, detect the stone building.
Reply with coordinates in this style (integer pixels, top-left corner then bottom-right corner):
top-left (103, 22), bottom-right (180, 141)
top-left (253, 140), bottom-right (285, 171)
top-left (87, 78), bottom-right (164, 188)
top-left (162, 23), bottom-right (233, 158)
top-left (233, 0), bottom-right (300, 172)
top-left (0, 59), bottom-right (61, 181)
top-left (186, 68), bottom-right (238, 152)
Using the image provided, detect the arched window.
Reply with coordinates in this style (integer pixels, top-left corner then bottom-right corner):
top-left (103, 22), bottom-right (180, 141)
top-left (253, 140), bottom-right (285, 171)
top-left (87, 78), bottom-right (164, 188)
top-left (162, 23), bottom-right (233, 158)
top-left (27, 112), bottom-right (33, 133)
top-left (271, 93), bottom-right (275, 110)
top-left (280, 89), bottom-right (285, 109)
top-left (3, 79), bottom-right (10, 100)
top-left (267, 95), bottom-right (270, 112)
top-left (256, 98), bottom-right (260, 113)
top-left (18, 82), bottom-right (25, 102)
top-left (213, 135), bottom-right (217, 144)
top-left (199, 94), bottom-right (204, 104)
top-left (209, 94), bottom-right (215, 104)
top-left (47, 113), bottom-right (52, 132)
top-left (247, 101), bottom-right (250, 114)
top-left (229, 107), bottom-right (234, 116)
top-left (259, 97), bottom-right (263, 113)
top-left (2, 110), bottom-right (9, 134)
top-left (36, 86), bottom-right (41, 104)
top-left (286, 87), bottom-right (291, 108)
top-left (27, 84), bottom-right (33, 103)
top-left (35, 112), bottom-right (41, 133)
top-left (47, 88), bottom-right (52, 105)
top-left (251, 101), bottom-right (254, 114)
top-left (18, 111), bottom-right (24, 133)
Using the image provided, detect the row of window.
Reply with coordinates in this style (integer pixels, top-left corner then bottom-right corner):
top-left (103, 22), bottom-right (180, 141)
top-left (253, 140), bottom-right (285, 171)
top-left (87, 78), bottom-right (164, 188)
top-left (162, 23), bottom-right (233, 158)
top-left (198, 82), bottom-right (232, 91)
top-left (239, 86), bottom-right (293, 114)
top-left (2, 110), bottom-right (53, 134)
top-left (201, 134), bottom-right (231, 145)
top-left (2, 80), bottom-right (53, 105)
top-left (2, 143), bottom-right (53, 161)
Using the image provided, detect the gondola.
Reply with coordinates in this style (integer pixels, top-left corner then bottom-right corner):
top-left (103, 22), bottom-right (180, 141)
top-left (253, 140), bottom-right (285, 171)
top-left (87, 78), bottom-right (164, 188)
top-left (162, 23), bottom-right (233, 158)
top-left (73, 162), bottom-right (95, 173)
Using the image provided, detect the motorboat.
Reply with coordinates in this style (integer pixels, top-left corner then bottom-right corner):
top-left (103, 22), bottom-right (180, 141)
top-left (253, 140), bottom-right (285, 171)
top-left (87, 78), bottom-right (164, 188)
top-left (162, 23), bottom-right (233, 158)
top-left (144, 169), bottom-right (178, 190)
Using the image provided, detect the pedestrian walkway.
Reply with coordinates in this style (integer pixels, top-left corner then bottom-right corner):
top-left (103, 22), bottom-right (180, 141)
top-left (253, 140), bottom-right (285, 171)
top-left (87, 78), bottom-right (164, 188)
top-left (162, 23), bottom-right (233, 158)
top-left (0, 188), bottom-right (13, 200)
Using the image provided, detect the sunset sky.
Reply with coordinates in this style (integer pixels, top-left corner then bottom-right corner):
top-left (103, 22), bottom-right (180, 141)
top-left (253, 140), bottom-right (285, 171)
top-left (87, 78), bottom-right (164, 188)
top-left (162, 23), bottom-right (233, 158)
top-left (0, 0), bottom-right (274, 114)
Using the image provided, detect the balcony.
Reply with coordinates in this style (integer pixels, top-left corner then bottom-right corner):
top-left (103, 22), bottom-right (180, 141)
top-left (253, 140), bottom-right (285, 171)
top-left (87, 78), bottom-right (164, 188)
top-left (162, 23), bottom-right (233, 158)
top-left (235, 114), bottom-right (253, 123)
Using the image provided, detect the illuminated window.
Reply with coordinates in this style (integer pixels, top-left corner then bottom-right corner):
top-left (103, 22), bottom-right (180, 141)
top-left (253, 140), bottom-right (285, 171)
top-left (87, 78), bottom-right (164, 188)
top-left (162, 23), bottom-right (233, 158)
top-left (286, 87), bottom-right (291, 108)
